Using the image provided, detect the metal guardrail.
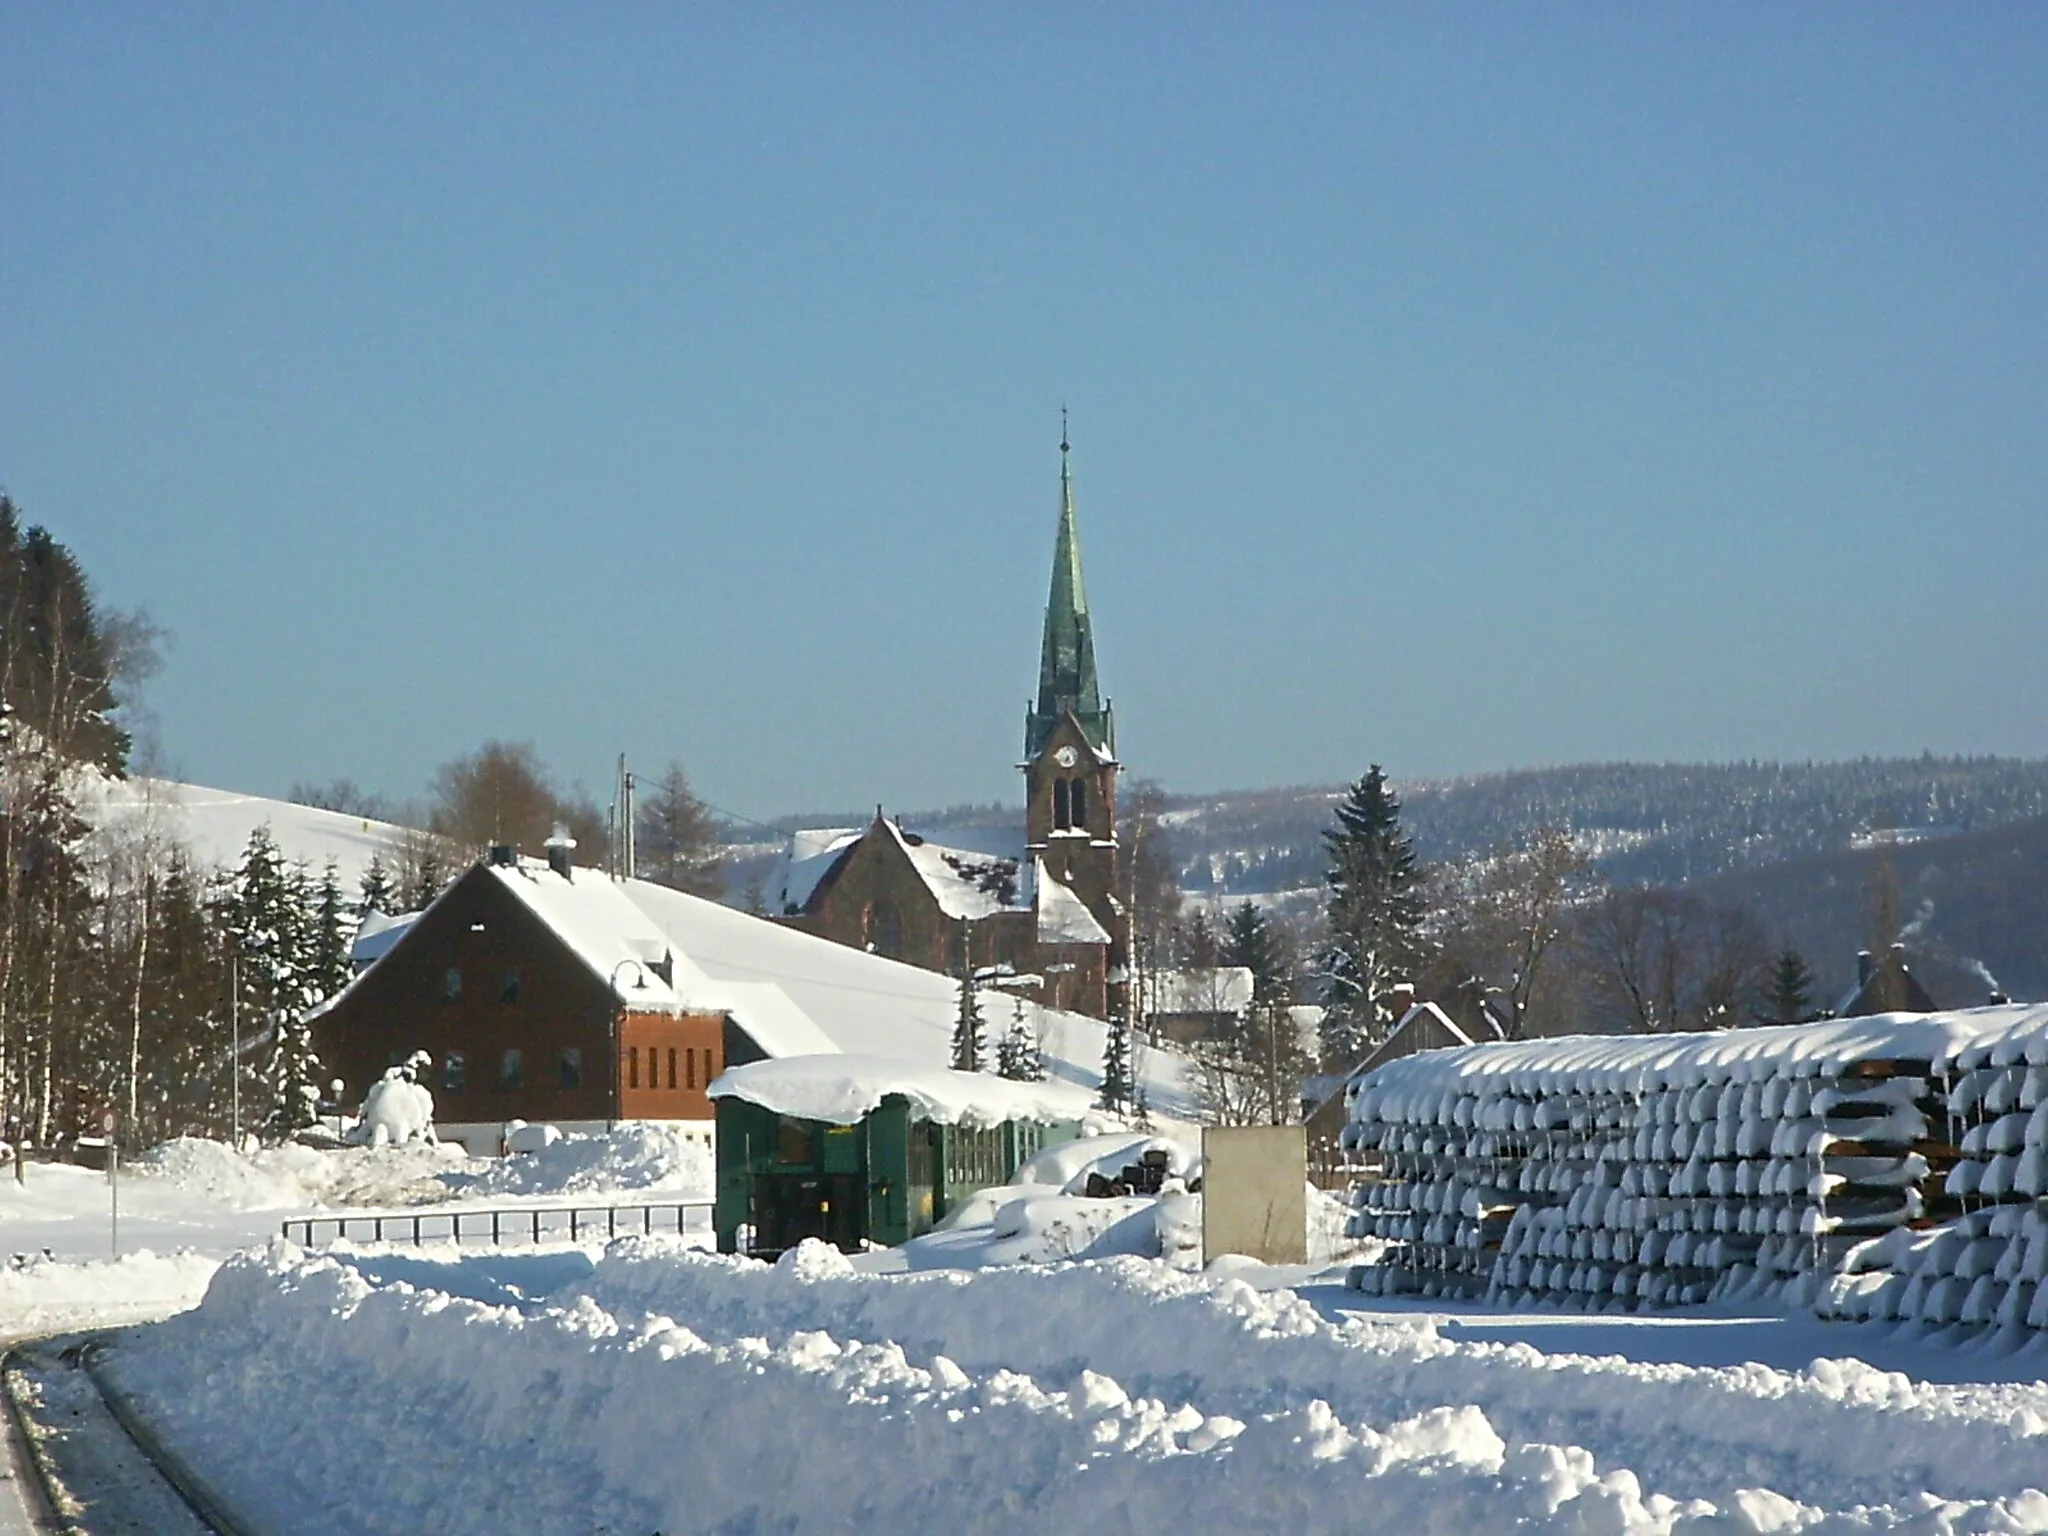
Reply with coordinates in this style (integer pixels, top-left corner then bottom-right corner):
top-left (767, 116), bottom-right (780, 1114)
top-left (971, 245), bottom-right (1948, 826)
top-left (278, 1200), bottom-right (715, 1249)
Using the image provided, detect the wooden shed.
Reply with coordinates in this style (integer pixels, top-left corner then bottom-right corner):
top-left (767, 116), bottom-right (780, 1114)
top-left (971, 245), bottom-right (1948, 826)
top-left (710, 1056), bottom-right (1098, 1255)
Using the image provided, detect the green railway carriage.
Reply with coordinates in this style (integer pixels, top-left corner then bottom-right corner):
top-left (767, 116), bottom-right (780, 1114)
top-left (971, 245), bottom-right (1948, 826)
top-left (713, 1081), bottom-right (1085, 1255)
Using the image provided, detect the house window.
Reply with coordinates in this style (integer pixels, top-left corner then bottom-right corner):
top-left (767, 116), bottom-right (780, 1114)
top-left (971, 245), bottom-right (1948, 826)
top-left (1070, 777), bottom-right (1086, 828)
top-left (500, 1049), bottom-right (522, 1089)
top-left (502, 967), bottom-right (521, 1004)
top-left (628, 1046), bottom-right (639, 1090)
top-left (1052, 779), bottom-right (1071, 831)
top-left (443, 967), bottom-right (462, 1002)
top-left (667, 1048), bottom-right (677, 1091)
top-left (443, 1052), bottom-right (466, 1092)
top-left (560, 1048), bottom-right (581, 1090)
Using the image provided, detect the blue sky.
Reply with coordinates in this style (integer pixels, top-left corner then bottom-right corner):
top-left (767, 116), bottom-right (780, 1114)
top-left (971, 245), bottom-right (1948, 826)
top-left (4, 8), bottom-right (2044, 822)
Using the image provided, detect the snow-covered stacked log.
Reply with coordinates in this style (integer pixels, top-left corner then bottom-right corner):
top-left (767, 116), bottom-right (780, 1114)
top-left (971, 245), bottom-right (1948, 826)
top-left (1817, 1011), bottom-right (2048, 1330)
top-left (1343, 1007), bottom-right (2043, 1315)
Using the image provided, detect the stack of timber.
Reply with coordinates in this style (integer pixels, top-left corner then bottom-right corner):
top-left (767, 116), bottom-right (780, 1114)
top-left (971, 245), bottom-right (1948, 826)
top-left (1344, 1007), bottom-right (2048, 1320)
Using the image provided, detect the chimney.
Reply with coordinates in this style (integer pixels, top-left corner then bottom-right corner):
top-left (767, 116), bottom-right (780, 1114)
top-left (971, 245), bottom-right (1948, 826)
top-left (543, 823), bottom-right (577, 881)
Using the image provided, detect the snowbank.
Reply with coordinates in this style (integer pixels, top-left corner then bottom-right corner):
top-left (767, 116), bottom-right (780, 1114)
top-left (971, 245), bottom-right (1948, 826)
top-left (0, 1249), bottom-right (220, 1339)
top-left (137, 1137), bottom-right (468, 1210)
top-left (439, 1124), bottom-right (713, 1201)
top-left (101, 1240), bottom-right (2048, 1534)
top-left (709, 1052), bottom-right (1123, 1129)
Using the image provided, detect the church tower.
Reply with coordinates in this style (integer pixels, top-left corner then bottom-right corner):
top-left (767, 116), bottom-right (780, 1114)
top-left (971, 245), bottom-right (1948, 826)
top-left (1023, 422), bottom-right (1124, 1005)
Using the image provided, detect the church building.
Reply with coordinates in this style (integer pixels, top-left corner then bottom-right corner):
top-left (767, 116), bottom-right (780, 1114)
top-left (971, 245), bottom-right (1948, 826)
top-left (764, 430), bottom-right (1131, 1020)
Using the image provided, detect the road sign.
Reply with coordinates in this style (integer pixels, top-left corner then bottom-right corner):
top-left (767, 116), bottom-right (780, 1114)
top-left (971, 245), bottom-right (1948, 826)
top-left (100, 1109), bottom-right (117, 1135)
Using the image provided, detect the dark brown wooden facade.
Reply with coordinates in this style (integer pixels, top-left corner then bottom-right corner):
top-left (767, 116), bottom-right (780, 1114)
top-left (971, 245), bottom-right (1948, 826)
top-left (314, 864), bottom-right (728, 1131)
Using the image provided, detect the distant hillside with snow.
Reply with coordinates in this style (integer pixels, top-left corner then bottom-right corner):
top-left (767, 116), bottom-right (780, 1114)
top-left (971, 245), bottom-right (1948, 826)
top-left (78, 774), bottom-right (409, 887)
top-left (726, 757), bottom-right (2048, 903)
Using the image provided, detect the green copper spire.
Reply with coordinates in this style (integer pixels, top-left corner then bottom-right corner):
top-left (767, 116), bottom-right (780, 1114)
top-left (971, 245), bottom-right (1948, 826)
top-left (1026, 415), bottom-right (1114, 758)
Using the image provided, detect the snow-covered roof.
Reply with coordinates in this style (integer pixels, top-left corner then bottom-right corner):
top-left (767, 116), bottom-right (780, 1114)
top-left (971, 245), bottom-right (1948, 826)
top-left (486, 862), bottom-right (690, 1012)
top-left (708, 1053), bottom-right (1116, 1129)
top-left (1033, 860), bottom-right (1111, 945)
top-left (762, 828), bottom-right (862, 916)
top-left (886, 822), bottom-right (1026, 921)
top-left (322, 853), bottom-right (1196, 1120)
top-left (349, 910), bottom-right (419, 966)
top-left (1146, 967), bottom-right (1255, 1015)
top-left (1348, 1006), bottom-right (2043, 1124)
top-left (619, 876), bottom-right (1192, 1119)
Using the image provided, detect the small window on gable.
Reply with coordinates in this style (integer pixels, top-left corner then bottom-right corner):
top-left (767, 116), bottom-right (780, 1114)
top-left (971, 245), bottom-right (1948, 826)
top-left (443, 967), bottom-right (462, 1002)
top-left (667, 1048), bottom-right (677, 1091)
top-left (686, 1048), bottom-right (697, 1092)
top-left (500, 1049), bottom-right (522, 1089)
top-left (628, 1046), bottom-right (640, 1090)
top-left (1070, 776), bottom-right (1086, 828)
top-left (1051, 778), bottom-right (1070, 831)
top-left (502, 967), bottom-right (521, 1004)
top-left (444, 1052), bottom-right (466, 1091)
top-left (560, 1048), bottom-right (582, 1089)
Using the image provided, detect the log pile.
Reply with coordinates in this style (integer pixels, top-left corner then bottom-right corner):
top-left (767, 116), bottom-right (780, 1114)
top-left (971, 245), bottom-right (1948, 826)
top-left (1343, 1009), bottom-right (2048, 1324)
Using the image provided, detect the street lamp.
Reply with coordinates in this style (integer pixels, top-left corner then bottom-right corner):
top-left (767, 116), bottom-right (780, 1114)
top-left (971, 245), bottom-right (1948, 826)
top-left (607, 960), bottom-right (649, 1131)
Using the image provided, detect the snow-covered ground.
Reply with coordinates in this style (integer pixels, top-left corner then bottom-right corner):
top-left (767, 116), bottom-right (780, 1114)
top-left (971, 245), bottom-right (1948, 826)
top-left (92, 1238), bottom-right (2048, 1534)
top-left (0, 1128), bottom-right (713, 1340)
top-left (9, 1126), bottom-right (2048, 1531)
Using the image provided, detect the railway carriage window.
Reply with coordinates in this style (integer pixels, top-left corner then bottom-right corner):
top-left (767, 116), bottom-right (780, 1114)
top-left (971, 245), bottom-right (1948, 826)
top-left (775, 1117), bottom-right (814, 1166)
top-left (444, 1052), bottom-right (466, 1091)
top-left (500, 1049), bottom-right (522, 1089)
top-left (560, 1048), bottom-right (581, 1090)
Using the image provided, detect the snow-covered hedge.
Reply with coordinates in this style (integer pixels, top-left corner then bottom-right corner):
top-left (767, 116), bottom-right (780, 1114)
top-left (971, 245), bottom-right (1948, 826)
top-left (1343, 1005), bottom-right (2048, 1325)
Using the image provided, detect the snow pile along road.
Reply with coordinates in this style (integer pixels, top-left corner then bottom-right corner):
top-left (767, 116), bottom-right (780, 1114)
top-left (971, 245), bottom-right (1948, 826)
top-left (105, 1238), bottom-right (2048, 1534)
top-left (138, 1137), bottom-right (467, 1210)
top-left (436, 1124), bottom-right (713, 1201)
top-left (0, 1250), bottom-right (220, 1339)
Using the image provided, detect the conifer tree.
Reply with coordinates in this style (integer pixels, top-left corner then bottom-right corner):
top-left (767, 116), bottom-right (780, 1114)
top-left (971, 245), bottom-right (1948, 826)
top-left (635, 761), bottom-right (727, 898)
top-left (1761, 945), bottom-right (1817, 1026)
top-left (356, 854), bottom-right (396, 918)
top-left (308, 860), bottom-right (353, 1004)
top-left (220, 827), bottom-right (323, 1137)
top-left (1319, 765), bottom-right (1430, 1066)
top-left (951, 968), bottom-right (984, 1072)
top-left (995, 994), bottom-right (1044, 1081)
top-left (1222, 899), bottom-right (1289, 1004)
top-left (1098, 1007), bottom-right (1134, 1113)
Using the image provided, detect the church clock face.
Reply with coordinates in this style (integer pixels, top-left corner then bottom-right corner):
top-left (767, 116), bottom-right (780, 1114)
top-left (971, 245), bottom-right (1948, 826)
top-left (1053, 745), bottom-right (1078, 768)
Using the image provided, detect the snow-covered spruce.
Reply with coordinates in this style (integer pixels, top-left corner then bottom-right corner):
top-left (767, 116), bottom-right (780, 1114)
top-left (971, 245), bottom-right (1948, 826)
top-left (1343, 1005), bottom-right (2048, 1324)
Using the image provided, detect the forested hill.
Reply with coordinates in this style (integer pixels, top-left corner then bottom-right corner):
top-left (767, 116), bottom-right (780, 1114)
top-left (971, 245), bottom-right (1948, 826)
top-left (742, 757), bottom-right (2048, 900)
top-left (1160, 757), bottom-right (2048, 895)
